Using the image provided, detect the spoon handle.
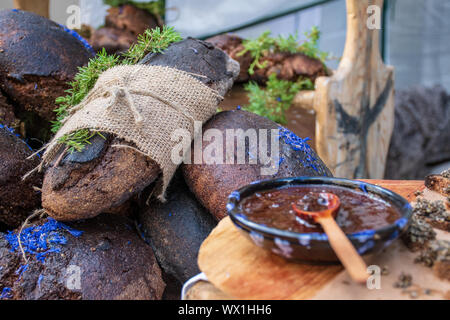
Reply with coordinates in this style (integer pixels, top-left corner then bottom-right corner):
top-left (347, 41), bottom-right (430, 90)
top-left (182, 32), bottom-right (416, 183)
top-left (318, 217), bottom-right (369, 284)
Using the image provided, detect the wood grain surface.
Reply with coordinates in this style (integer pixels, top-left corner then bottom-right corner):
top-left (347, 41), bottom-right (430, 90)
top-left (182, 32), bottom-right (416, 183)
top-left (187, 180), bottom-right (450, 300)
top-left (293, 0), bottom-right (395, 180)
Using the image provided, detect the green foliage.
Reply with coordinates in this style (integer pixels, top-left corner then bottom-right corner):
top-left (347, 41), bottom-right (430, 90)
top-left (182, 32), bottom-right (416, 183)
top-left (53, 26), bottom-right (182, 152)
top-left (237, 31), bottom-right (275, 75)
top-left (297, 26), bottom-right (328, 62)
top-left (57, 129), bottom-right (97, 153)
top-left (240, 27), bottom-right (326, 124)
top-left (243, 74), bottom-right (314, 124)
top-left (52, 49), bottom-right (120, 133)
top-left (276, 33), bottom-right (300, 54)
top-left (122, 26), bottom-right (182, 65)
top-left (237, 26), bottom-right (328, 75)
top-left (103, 0), bottom-right (165, 18)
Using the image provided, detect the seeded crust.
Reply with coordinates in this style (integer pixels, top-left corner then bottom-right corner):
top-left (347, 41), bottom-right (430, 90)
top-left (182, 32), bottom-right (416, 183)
top-left (425, 173), bottom-right (450, 197)
top-left (414, 239), bottom-right (450, 282)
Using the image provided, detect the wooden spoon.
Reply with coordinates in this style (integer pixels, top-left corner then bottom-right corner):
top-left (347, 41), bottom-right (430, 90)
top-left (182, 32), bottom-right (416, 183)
top-left (292, 193), bottom-right (369, 284)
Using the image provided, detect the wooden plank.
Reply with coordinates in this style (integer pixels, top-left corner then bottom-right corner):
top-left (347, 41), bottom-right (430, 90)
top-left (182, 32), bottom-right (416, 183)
top-left (14, 0), bottom-right (49, 18)
top-left (194, 180), bottom-right (425, 300)
top-left (184, 281), bottom-right (233, 300)
top-left (198, 217), bottom-right (342, 300)
top-left (358, 179), bottom-right (424, 202)
top-left (312, 232), bottom-right (450, 300)
top-left (293, 0), bottom-right (394, 180)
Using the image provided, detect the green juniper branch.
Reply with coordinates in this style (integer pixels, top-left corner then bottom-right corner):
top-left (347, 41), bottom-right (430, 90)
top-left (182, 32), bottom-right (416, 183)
top-left (122, 26), bottom-right (182, 65)
top-left (53, 26), bottom-right (182, 153)
top-left (237, 26), bottom-right (328, 75)
top-left (103, 0), bottom-right (165, 18)
top-left (52, 48), bottom-right (120, 133)
top-left (243, 74), bottom-right (314, 124)
top-left (240, 27), bottom-right (326, 124)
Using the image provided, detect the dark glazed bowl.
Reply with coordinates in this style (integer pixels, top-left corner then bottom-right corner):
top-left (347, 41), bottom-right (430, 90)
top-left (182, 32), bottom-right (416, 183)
top-left (226, 177), bottom-right (413, 263)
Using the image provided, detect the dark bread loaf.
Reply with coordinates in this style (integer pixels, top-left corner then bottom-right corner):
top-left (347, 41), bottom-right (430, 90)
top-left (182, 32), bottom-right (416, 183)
top-left (42, 134), bottom-right (160, 221)
top-left (182, 110), bottom-right (332, 220)
top-left (90, 27), bottom-right (137, 55)
top-left (42, 39), bottom-right (240, 221)
top-left (139, 171), bottom-right (217, 284)
top-left (105, 4), bottom-right (160, 36)
top-left (90, 4), bottom-right (160, 54)
top-left (0, 214), bottom-right (165, 300)
top-left (0, 10), bottom-right (93, 123)
top-left (0, 127), bottom-right (42, 227)
top-left (206, 34), bottom-right (252, 82)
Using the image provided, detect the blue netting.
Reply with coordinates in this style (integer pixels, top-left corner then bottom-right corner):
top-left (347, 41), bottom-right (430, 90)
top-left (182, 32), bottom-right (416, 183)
top-left (59, 24), bottom-right (95, 55)
top-left (278, 127), bottom-right (320, 173)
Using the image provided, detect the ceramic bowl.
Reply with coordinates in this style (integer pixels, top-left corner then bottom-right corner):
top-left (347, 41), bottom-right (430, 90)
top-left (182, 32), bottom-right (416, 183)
top-left (227, 177), bottom-right (412, 263)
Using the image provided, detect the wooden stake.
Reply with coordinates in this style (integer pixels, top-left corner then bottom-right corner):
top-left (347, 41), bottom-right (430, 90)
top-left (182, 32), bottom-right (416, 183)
top-left (293, 0), bottom-right (394, 180)
top-left (13, 0), bottom-right (49, 18)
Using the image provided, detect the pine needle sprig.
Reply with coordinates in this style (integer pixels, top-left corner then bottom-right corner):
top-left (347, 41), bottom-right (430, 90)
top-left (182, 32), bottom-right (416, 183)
top-left (52, 49), bottom-right (120, 133)
top-left (240, 27), bottom-right (326, 124)
top-left (297, 26), bottom-right (328, 61)
top-left (237, 31), bottom-right (275, 75)
top-left (122, 26), bottom-right (182, 65)
top-left (103, 0), bottom-right (165, 18)
top-left (56, 129), bottom-right (107, 154)
top-left (243, 74), bottom-right (314, 124)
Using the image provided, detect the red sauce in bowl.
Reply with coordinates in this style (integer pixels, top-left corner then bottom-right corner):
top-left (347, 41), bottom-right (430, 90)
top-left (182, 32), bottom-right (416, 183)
top-left (240, 185), bottom-right (401, 234)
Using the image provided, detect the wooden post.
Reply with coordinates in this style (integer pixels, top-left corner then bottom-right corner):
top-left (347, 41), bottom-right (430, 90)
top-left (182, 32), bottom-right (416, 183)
top-left (14, 0), bottom-right (50, 18)
top-left (294, 0), bottom-right (394, 179)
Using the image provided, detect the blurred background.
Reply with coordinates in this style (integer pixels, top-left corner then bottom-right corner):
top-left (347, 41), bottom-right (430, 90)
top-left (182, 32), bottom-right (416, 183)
top-left (1, 0), bottom-right (449, 90)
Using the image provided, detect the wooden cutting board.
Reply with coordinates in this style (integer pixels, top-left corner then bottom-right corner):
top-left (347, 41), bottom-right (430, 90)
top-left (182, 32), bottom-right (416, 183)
top-left (185, 180), bottom-right (450, 300)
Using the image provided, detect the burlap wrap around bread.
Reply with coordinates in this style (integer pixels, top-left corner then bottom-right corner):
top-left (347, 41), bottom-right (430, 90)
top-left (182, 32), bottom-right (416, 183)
top-left (42, 65), bottom-right (222, 200)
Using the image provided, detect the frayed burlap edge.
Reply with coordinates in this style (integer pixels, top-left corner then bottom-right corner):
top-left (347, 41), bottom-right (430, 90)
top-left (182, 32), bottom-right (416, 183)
top-left (37, 65), bottom-right (222, 201)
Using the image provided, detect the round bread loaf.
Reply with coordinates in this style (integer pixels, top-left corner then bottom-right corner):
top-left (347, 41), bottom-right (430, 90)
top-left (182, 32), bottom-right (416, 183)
top-left (0, 9), bottom-right (93, 141)
top-left (139, 171), bottom-right (217, 285)
top-left (182, 110), bottom-right (332, 220)
top-left (0, 214), bottom-right (165, 300)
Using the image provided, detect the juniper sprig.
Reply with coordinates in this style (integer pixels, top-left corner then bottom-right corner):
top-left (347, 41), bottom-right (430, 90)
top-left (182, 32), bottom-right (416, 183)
top-left (243, 74), bottom-right (314, 125)
top-left (240, 27), bottom-right (327, 124)
top-left (103, 0), bottom-right (165, 18)
top-left (52, 48), bottom-right (120, 133)
top-left (122, 26), bottom-right (182, 65)
top-left (237, 26), bottom-right (328, 75)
